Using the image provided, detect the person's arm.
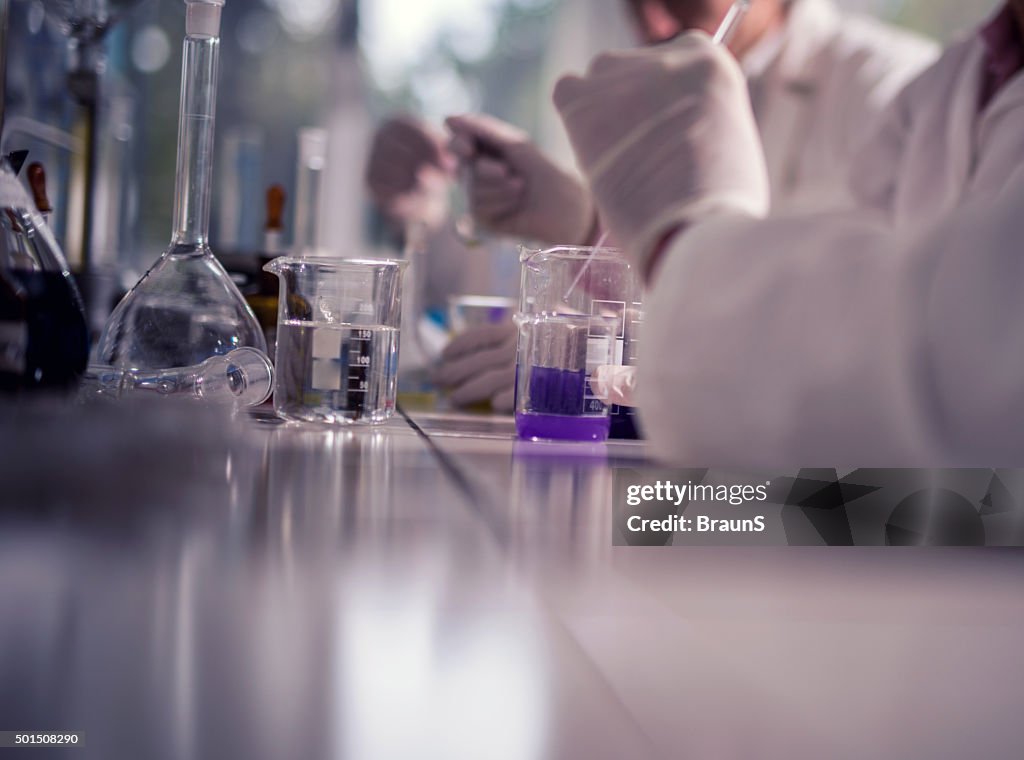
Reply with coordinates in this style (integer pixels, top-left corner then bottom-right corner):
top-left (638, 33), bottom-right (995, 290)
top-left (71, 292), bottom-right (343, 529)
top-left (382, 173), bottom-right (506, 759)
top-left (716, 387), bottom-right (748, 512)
top-left (637, 169), bottom-right (1024, 467)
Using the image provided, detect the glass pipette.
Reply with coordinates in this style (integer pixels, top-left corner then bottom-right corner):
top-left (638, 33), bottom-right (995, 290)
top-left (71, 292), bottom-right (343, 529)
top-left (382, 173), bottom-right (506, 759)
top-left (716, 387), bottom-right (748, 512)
top-left (713, 0), bottom-right (751, 46)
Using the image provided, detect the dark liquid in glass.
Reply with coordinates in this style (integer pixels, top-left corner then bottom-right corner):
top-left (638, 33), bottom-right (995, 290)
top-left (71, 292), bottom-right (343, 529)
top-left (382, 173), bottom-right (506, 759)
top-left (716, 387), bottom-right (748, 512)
top-left (0, 270), bottom-right (89, 392)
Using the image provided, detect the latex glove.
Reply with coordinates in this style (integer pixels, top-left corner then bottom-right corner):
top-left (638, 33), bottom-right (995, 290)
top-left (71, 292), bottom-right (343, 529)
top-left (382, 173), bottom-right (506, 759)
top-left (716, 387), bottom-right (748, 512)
top-left (366, 115), bottom-right (455, 230)
top-left (445, 113), bottom-right (596, 245)
top-left (553, 32), bottom-right (769, 275)
top-left (592, 365), bottom-right (638, 407)
top-left (434, 323), bottom-right (518, 413)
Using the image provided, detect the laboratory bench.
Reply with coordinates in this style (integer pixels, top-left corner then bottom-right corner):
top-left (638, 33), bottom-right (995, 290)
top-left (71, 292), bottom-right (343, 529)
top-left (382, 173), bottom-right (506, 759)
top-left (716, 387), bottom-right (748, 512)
top-left (1, 400), bottom-right (1023, 759)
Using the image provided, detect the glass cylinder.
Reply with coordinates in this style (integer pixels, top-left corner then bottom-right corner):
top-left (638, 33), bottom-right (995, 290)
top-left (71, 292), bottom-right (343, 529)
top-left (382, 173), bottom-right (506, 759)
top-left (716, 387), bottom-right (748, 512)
top-left (514, 313), bottom-right (618, 442)
top-left (292, 127), bottom-right (328, 255)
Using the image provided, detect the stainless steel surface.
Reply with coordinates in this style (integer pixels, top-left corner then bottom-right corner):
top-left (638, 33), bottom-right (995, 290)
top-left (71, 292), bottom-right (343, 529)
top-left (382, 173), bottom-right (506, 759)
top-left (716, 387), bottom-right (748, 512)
top-left (1, 403), bottom-right (1023, 759)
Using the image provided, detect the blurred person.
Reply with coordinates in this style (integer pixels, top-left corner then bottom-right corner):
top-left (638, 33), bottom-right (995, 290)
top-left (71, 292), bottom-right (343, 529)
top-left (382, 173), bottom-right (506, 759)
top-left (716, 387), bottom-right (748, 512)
top-left (447, 0), bottom-right (938, 242)
top-left (849, 0), bottom-right (1024, 227)
top-left (438, 0), bottom-right (938, 411)
top-left (365, 114), bottom-right (503, 318)
top-left (623, 0), bottom-right (938, 212)
top-left (550, 3), bottom-right (1024, 464)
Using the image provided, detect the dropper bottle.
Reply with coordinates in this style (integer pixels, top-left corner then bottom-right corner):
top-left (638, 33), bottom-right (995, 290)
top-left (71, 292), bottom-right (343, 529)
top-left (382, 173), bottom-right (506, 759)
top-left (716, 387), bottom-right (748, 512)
top-left (94, 0), bottom-right (269, 373)
top-left (263, 184), bottom-right (286, 256)
top-left (27, 163), bottom-right (53, 225)
top-left (246, 185), bottom-right (286, 349)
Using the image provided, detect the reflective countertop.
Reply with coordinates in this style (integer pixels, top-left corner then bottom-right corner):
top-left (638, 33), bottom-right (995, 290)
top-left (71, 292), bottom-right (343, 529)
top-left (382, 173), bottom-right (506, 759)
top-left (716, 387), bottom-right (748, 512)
top-left (1, 402), bottom-right (1022, 759)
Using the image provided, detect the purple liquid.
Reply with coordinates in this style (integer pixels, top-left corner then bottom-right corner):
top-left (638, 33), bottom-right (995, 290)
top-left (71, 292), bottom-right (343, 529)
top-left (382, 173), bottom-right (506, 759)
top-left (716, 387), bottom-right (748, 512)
top-left (527, 365), bottom-right (588, 415)
top-left (516, 412), bottom-right (610, 442)
top-left (516, 365), bottom-right (610, 442)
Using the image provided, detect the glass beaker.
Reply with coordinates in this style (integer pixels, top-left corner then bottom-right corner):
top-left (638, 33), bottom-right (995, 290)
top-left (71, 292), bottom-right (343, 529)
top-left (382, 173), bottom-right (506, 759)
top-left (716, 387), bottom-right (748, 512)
top-left (519, 246), bottom-right (644, 439)
top-left (92, 0), bottom-right (270, 390)
top-left (0, 160), bottom-right (90, 392)
top-left (264, 257), bottom-right (408, 425)
top-left (515, 313), bottom-right (618, 442)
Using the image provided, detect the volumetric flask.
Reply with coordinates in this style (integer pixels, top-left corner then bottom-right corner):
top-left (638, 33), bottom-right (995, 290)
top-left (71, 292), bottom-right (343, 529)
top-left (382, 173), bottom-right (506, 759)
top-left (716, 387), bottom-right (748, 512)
top-left (515, 313), bottom-right (618, 442)
top-left (264, 257), bottom-right (408, 425)
top-left (519, 246), bottom-right (644, 439)
top-left (92, 0), bottom-right (271, 403)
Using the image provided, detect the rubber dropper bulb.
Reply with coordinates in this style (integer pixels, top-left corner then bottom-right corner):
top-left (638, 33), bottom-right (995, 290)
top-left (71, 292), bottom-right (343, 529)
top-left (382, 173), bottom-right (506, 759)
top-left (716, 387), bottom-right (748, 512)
top-left (27, 163), bottom-right (52, 214)
top-left (265, 184), bottom-right (286, 233)
top-left (263, 184), bottom-right (286, 256)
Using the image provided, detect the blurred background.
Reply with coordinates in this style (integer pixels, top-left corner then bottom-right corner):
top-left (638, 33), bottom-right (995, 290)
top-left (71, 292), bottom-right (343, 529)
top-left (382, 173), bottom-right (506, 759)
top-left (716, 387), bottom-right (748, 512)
top-left (1, 0), bottom-right (1002, 283)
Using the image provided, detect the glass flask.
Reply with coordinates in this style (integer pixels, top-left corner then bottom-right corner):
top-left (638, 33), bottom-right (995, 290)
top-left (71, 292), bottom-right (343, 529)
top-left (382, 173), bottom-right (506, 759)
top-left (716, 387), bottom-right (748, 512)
top-left (84, 347), bottom-right (274, 406)
top-left (514, 313), bottom-right (618, 442)
top-left (519, 246), bottom-right (644, 439)
top-left (0, 160), bottom-right (90, 392)
top-left (264, 257), bottom-right (408, 425)
top-left (93, 0), bottom-right (268, 379)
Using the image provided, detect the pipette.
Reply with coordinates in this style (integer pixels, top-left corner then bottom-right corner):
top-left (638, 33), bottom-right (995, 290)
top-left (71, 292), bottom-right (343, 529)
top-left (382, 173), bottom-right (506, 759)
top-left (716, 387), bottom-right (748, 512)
top-left (713, 0), bottom-right (751, 46)
top-left (562, 1), bottom-right (750, 304)
top-left (560, 231), bottom-right (609, 305)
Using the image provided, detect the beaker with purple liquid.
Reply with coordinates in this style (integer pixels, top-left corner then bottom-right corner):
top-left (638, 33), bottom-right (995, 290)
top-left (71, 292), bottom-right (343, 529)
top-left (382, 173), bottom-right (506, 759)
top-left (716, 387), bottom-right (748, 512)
top-left (519, 246), bottom-right (644, 439)
top-left (514, 314), bottom-right (618, 442)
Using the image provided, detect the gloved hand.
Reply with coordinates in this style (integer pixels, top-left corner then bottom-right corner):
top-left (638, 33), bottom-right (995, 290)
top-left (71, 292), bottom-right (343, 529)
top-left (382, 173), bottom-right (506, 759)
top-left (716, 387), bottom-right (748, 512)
top-left (553, 32), bottom-right (769, 275)
top-left (366, 115), bottom-right (455, 230)
top-left (444, 113), bottom-right (596, 246)
top-left (592, 365), bottom-right (638, 407)
top-left (434, 322), bottom-right (518, 413)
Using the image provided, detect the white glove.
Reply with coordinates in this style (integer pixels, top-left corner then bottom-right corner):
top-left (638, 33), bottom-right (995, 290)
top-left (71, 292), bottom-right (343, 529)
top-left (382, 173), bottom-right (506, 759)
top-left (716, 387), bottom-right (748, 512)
top-left (445, 113), bottom-right (596, 245)
top-left (592, 365), bottom-right (638, 407)
top-left (434, 323), bottom-right (517, 413)
top-left (553, 32), bottom-right (769, 274)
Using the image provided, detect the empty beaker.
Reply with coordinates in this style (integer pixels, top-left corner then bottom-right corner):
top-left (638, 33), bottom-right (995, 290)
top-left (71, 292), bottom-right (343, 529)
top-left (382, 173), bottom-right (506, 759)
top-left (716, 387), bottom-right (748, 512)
top-left (519, 246), bottom-right (644, 439)
top-left (264, 257), bottom-right (408, 425)
top-left (515, 313), bottom-right (618, 442)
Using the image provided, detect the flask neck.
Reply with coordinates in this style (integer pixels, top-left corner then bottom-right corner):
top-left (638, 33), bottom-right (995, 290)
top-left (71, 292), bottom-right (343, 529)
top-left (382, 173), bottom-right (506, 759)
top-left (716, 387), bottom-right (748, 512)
top-left (171, 34), bottom-right (220, 249)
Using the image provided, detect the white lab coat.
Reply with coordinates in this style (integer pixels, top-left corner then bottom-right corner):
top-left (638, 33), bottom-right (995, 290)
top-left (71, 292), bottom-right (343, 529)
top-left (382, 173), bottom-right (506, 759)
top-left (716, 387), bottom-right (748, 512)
top-left (637, 163), bottom-right (1024, 467)
top-left (752, 0), bottom-right (939, 212)
top-left (850, 23), bottom-right (1024, 228)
